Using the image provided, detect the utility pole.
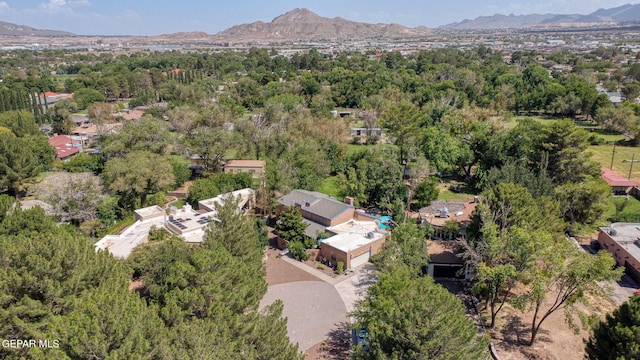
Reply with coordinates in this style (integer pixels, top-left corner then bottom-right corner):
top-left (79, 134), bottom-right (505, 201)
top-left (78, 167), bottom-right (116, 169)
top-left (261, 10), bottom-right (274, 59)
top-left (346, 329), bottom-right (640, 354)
top-left (629, 153), bottom-right (635, 180)
top-left (610, 141), bottom-right (616, 170)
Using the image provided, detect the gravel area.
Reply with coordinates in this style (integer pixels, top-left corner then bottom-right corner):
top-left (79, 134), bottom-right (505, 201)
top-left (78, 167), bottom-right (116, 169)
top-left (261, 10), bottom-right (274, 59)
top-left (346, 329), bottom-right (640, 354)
top-left (265, 248), bottom-right (323, 285)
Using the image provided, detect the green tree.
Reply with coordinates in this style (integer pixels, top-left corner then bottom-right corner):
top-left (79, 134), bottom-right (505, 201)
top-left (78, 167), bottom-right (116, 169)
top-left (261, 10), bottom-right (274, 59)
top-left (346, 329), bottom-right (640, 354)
top-left (57, 284), bottom-right (166, 359)
top-left (62, 153), bottom-right (105, 174)
top-left (421, 126), bottom-right (472, 175)
top-left (204, 194), bottom-right (265, 268)
top-left (73, 87), bottom-right (105, 109)
top-left (352, 269), bottom-right (489, 359)
top-left (586, 295), bottom-right (640, 359)
top-left (413, 176), bottom-right (439, 209)
top-left (187, 173), bottom-right (252, 208)
top-left (540, 119), bottom-right (600, 184)
top-left (373, 223), bottom-right (428, 276)
top-left (102, 151), bottom-right (174, 209)
top-left (288, 241), bottom-right (309, 261)
top-left (49, 98), bottom-right (78, 134)
top-left (555, 179), bottom-right (610, 226)
top-left (187, 127), bottom-right (231, 174)
top-left (337, 148), bottom-right (406, 207)
top-left (473, 262), bottom-right (518, 328)
top-left (275, 206), bottom-right (310, 247)
top-left (101, 117), bottom-right (173, 159)
top-left (380, 101), bottom-right (423, 165)
top-left (169, 156), bottom-right (191, 188)
top-left (0, 110), bottom-right (40, 137)
top-left (0, 133), bottom-right (40, 197)
top-left (513, 248), bottom-right (623, 345)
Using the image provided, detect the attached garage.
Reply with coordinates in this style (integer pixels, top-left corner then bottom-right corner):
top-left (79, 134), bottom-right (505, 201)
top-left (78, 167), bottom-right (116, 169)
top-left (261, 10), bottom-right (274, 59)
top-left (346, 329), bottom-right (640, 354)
top-left (350, 250), bottom-right (371, 269)
top-left (319, 232), bottom-right (386, 269)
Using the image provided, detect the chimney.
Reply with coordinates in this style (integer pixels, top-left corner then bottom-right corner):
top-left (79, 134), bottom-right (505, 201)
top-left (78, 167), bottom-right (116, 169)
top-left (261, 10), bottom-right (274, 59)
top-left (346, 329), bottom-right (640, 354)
top-left (344, 196), bottom-right (354, 206)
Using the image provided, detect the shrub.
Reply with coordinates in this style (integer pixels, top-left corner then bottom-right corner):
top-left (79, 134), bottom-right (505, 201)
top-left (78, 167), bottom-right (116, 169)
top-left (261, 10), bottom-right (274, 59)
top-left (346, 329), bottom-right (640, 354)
top-left (366, 135), bottom-right (379, 145)
top-left (336, 261), bottom-right (344, 274)
top-left (588, 133), bottom-right (605, 145)
top-left (289, 242), bottom-right (309, 261)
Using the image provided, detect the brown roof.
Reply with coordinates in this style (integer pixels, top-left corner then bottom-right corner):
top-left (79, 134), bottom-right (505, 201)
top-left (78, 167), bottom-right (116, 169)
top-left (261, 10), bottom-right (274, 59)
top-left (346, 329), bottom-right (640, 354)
top-left (120, 109), bottom-right (144, 121)
top-left (48, 135), bottom-right (79, 159)
top-left (601, 166), bottom-right (638, 187)
top-left (419, 201), bottom-right (477, 227)
top-left (224, 159), bottom-right (266, 168)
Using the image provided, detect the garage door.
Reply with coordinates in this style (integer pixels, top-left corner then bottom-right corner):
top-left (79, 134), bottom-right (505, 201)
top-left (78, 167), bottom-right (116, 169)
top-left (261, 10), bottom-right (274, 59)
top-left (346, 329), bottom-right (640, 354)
top-left (350, 250), bottom-right (370, 268)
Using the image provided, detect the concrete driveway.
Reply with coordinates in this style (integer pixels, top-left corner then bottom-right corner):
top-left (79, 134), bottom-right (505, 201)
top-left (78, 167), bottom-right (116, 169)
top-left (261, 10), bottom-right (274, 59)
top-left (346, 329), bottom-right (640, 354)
top-left (334, 263), bottom-right (378, 314)
top-left (610, 274), bottom-right (640, 305)
top-left (260, 280), bottom-right (348, 351)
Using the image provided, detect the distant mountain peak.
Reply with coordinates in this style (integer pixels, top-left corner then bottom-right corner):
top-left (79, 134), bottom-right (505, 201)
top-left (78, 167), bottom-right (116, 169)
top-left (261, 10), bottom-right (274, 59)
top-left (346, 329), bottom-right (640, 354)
top-left (214, 8), bottom-right (431, 42)
top-left (272, 8), bottom-right (324, 24)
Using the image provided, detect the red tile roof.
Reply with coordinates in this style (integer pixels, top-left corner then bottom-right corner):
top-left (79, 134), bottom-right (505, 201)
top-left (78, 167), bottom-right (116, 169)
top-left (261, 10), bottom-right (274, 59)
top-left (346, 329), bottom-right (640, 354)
top-left (224, 159), bottom-right (265, 168)
top-left (601, 166), bottom-right (638, 187)
top-left (48, 135), bottom-right (80, 160)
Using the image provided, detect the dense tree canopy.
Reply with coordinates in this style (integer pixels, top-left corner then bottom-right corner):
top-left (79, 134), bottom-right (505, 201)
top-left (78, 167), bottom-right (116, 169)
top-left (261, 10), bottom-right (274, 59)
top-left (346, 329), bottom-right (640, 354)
top-left (102, 151), bottom-right (175, 209)
top-left (352, 269), bottom-right (489, 360)
top-left (0, 43), bottom-right (636, 358)
top-left (0, 189), bottom-right (301, 359)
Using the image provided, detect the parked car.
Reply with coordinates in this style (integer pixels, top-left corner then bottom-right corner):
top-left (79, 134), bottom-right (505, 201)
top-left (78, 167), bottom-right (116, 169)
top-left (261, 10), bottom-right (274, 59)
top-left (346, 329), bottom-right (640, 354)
top-left (356, 327), bottom-right (369, 347)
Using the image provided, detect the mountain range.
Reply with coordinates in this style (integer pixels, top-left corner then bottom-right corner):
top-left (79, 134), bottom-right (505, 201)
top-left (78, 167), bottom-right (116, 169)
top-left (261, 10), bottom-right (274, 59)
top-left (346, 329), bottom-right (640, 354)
top-left (1, 4), bottom-right (640, 41)
top-left (0, 21), bottom-right (73, 36)
top-left (441, 3), bottom-right (640, 29)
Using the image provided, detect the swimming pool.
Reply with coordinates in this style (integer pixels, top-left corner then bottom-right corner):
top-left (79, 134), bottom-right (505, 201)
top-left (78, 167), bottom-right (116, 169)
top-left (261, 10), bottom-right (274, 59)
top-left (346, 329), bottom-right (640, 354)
top-left (378, 216), bottom-right (392, 229)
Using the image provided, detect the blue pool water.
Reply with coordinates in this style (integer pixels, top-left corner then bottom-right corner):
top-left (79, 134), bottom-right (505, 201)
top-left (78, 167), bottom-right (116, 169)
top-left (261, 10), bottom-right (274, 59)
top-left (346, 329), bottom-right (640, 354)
top-left (378, 216), bottom-right (392, 229)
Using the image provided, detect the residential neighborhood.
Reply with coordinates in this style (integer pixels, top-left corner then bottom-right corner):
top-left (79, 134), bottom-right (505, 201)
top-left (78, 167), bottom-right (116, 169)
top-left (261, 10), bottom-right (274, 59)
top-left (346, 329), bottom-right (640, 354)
top-left (3, 3), bottom-right (640, 359)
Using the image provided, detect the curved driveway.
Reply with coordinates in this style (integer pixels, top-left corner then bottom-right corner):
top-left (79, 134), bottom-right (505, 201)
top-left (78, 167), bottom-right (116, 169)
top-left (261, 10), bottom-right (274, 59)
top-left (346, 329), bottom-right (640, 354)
top-left (260, 280), bottom-right (347, 351)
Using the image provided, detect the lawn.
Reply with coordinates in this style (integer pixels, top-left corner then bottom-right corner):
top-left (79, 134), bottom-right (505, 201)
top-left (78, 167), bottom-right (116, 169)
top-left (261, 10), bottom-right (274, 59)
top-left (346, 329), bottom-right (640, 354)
top-left (500, 115), bottom-right (558, 130)
top-left (501, 115), bottom-right (627, 143)
top-left (345, 143), bottom-right (397, 155)
top-left (590, 143), bottom-right (640, 181)
top-left (316, 176), bottom-right (340, 198)
top-left (436, 181), bottom-right (475, 202)
top-left (51, 74), bottom-right (77, 87)
top-left (603, 196), bottom-right (640, 224)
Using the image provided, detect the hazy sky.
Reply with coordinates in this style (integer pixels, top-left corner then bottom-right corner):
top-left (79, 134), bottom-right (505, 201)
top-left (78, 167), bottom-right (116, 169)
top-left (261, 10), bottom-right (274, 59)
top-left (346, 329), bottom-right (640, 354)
top-left (1, 0), bottom-right (638, 36)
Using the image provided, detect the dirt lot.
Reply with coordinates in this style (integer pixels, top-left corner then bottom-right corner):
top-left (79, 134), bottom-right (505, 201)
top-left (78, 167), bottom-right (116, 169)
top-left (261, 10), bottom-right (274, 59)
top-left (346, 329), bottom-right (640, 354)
top-left (489, 292), bottom-right (616, 360)
top-left (265, 248), bottom-right (323, 285)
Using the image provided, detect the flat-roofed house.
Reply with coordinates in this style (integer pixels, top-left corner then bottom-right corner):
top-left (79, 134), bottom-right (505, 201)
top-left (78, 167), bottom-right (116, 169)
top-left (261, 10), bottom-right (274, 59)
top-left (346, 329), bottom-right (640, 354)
top-left (597, 223), bottom-right (640, 283)
top-left (95, 188), bottom-right (256, 259)
top-left (319, 219), bottom-right (386, 269)
top-left (223, 160), bottom-right (266, 178)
